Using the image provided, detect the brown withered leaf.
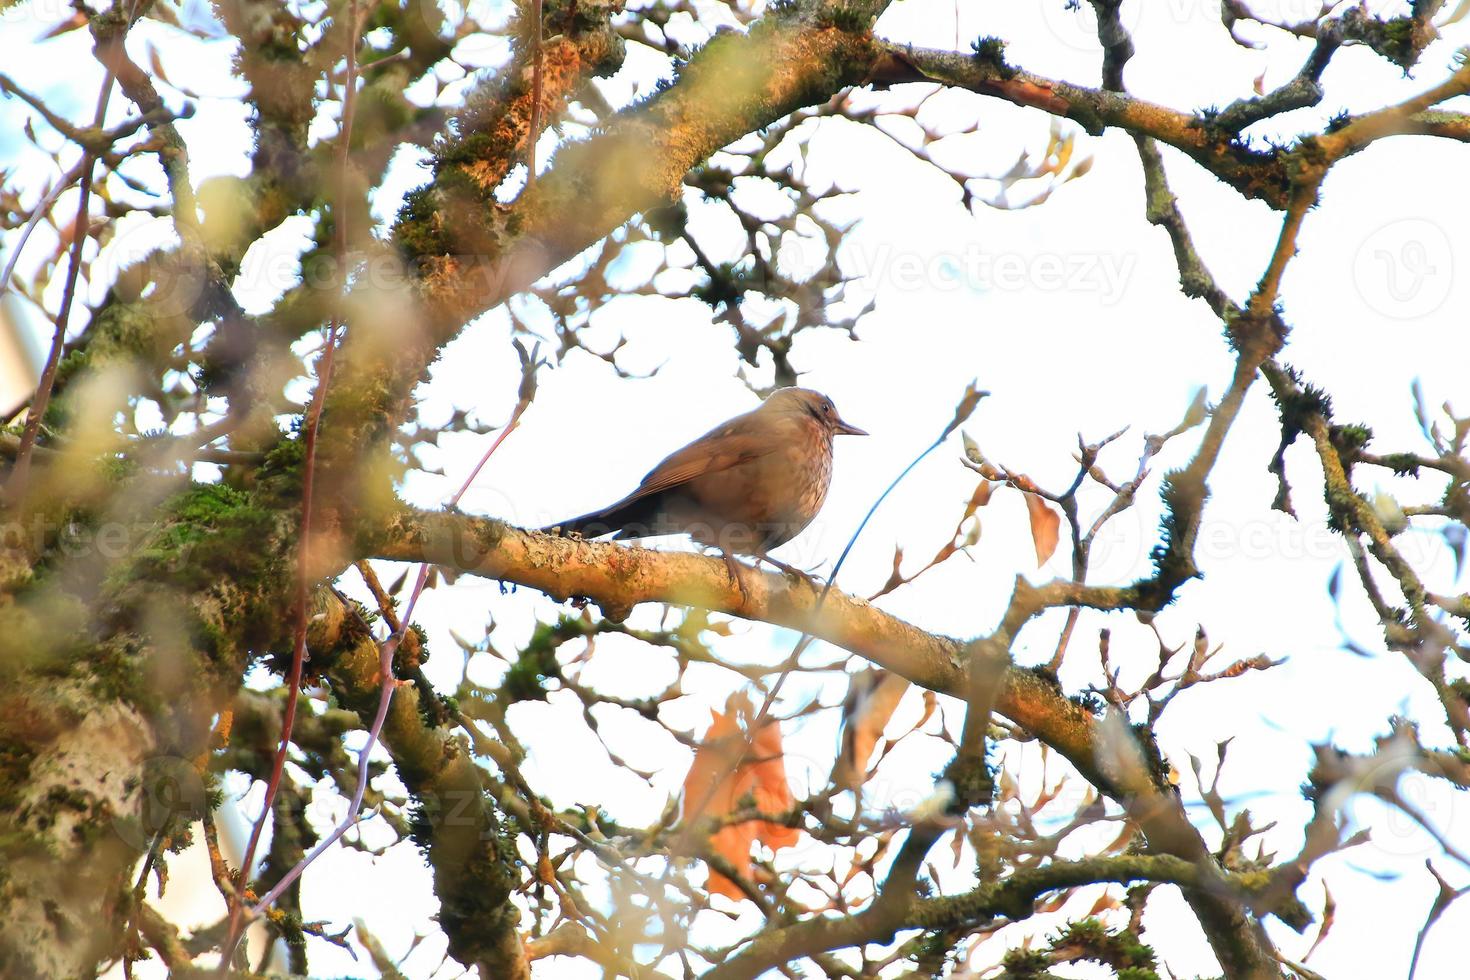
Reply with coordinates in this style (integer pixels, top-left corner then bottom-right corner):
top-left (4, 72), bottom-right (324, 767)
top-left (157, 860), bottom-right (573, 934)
top-left (972, 478), bottom-right (994, 508)
top-left (951, 818), bottom-right (967, 868)
top-left (1037, 891), bottom-right (1070, 913)
top-left (1032, 774), bottom-right (1064, 810)
top-left (41, 11), bottom-right (89, 38)
top-left (1303, 881), bottom-right (1335, 962)
top-left (1022, 491), bottom-right (1061, 566)
top-left (832, 669), bottom-right (910, 791)
top-left (896, 689), bottom-right (938, 741)
top-left (1103, 820), bottom-right (1136, 854)
top-left (682, 692), bottom-right (800, 900)
top-left (940, 382), bottom-right (989, 440)
top-left (874, 546), bottom-right (907, 598)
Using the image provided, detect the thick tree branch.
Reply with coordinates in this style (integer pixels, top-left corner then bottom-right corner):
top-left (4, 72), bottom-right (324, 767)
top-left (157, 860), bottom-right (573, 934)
top-left (868, 43), bottom-right (1294, 207)
top-left (706, 853), bottom-right (1265, 978)
top-left (368, 509), bottom-right (1306, 975)
top-left (868, 41), bottom-right (1470, 211)
top-left (353, 1), bottom-right (896, 457)
top-left (308, 594), bottom-right (531, 979)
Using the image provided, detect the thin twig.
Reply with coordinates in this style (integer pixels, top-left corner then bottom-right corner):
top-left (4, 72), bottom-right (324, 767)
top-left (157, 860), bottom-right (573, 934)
top-left (249, 343), bottom-right (539, 918)
top-left (6, 75), bottom-right (117, 497)
top-left (0, 157), bottom-right (90, 299)
top-left (217, 1), bottom-right (363, 966)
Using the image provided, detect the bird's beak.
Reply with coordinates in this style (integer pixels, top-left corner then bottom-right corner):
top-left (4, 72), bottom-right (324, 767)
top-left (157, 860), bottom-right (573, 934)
top-left (833, 417), bottom-right (868, 437)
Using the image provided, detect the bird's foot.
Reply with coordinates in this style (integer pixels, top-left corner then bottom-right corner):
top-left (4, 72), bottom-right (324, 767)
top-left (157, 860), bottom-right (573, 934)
top-left (721, 550), bottom-right (753, 609)
top-left (757, 554), bottom-right (820, 587)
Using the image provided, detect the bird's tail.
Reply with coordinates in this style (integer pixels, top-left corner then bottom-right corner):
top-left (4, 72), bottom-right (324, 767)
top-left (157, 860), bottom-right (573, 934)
top-left (540, 493), bottom-right (663, 540)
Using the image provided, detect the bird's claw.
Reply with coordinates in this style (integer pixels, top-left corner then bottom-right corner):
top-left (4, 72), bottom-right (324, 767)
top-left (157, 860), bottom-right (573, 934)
top-left (721, 551), bottom-right (752, 609)
top-left (758, 554), bottom-right (820, 587)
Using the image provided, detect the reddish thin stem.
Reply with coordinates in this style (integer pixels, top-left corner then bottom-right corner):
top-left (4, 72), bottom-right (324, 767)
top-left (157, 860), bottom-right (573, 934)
top-left (216, 313), bottom-right (336, 968)
top-left (248, 397), bottom-right (530, 916)
top-left (0, 156), bottom-right (89, 299)
top-left (6, 77), bottom-right (116, 498)
top-left (449, 415), bottom-right (525, 508)
top-left (225, 7), bottom-right (539, 945)
top-left (248, 624), bottom-right (401, 912)
top-left (217, 2), bottom-right (361, 968)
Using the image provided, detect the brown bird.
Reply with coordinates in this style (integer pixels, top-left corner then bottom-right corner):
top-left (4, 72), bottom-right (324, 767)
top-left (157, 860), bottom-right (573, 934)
top-left (543, 387), bottom-right (866, 590)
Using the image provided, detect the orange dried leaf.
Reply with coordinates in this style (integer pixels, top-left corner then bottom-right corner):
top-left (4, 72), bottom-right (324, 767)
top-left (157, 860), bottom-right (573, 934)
top-left (1022, 491), bottom-right (1061, 566)
top-left (1037, 891), bottom-right (1069, 913)
top-left (1011, 473), bottom-right (1041, 494)
top-left (915, 690), bottom-right (937, 730)
top-left (874, 545), bottom-right (907, 596)
top-left (1104, 821), bottom-right (1136, 854)
top-left (147, 43), bottom-right (171, 86)
top-left (1032, 777), bottom-right (1061, 810)
top-left (42, 11), bottom-right (88, 38)
top-left (971, 479), bottom-right (994, 509)
top-left (997, 767), bottom-right (1019, 802)
top-left (1304, 881), bottom-right (1335, 961)
top-left (834, 669), bottom-right (910, 790)
top-left (748, 715), bottom-right (798, 847)
top-left (1048, 130), bottom-right (1075, 176)
top-left (682, 693), bottom-right (801, 900)
top-left (941, 382), bottom-right (988, 439)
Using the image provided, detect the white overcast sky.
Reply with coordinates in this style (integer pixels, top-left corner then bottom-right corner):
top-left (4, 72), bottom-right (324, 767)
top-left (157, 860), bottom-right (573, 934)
top-left (4, 0), bottom-right (1470, 977)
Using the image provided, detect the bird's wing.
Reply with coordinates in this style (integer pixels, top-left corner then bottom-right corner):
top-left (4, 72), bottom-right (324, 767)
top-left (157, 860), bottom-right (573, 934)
top-left (541, 412), bottom-right (780, 536)
top-left (627, 413), bottom-right (777, 500)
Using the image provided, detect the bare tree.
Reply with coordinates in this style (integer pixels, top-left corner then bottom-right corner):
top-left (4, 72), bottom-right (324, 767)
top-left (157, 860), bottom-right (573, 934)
top-left (0, 0), bottom-right (1467, 977)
